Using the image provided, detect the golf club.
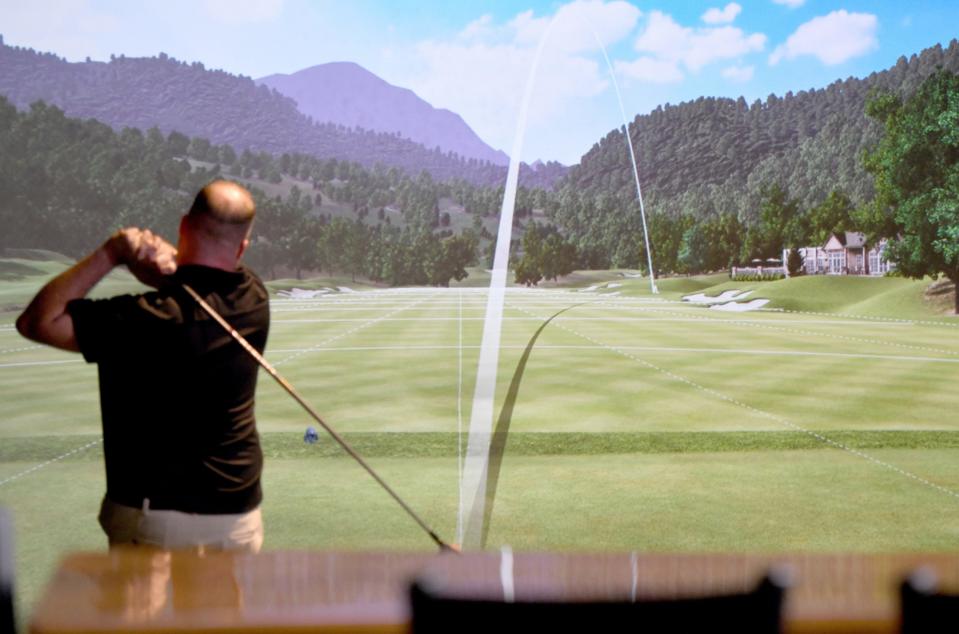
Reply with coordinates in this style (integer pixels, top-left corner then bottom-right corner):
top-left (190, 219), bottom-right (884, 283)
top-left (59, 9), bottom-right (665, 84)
top-left (182, 283), bottom-right (458, 553)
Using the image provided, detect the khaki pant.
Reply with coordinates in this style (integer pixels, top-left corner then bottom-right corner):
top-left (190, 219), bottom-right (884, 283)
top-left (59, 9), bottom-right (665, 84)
top-left (98, 497), bottom-right (264, 553)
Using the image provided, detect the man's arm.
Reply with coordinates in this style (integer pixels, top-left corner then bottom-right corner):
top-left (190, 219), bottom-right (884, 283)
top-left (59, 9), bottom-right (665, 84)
top-left (15, 229), bottom-right (177, 352)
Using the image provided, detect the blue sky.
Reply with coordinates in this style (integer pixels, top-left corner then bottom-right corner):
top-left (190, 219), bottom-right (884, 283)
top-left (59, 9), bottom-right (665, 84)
top-left (2, 1), bottom-right (958, 164)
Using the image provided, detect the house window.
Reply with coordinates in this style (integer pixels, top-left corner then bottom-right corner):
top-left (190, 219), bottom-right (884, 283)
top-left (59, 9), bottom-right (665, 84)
top-left (829, 252), bottom-right (844, 274)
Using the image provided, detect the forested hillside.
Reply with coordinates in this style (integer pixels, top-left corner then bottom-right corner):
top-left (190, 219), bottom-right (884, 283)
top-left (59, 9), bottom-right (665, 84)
top-left (0, 97), bottom-right (507, 286)
top-left (0, 36), bottom-right (565, 189)
top-left (549, 39), bottom-right (959, 271)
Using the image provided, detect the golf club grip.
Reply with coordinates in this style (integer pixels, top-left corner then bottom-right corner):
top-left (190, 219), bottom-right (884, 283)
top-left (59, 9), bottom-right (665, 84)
top-left (181, 284), bottom-right (451, 550)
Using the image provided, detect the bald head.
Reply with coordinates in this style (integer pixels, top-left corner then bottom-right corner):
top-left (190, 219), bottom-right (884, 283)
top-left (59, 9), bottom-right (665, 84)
top-left (187, 180), bottom-right (255, 238)
top-left (178, 180), bottom-right (256, 270)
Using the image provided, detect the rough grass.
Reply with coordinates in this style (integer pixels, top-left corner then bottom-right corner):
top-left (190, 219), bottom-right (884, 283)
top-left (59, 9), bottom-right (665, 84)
top-left (0, 257), bottom-right (149, 315)
top-left (266, 277), bottom-right (380, 292)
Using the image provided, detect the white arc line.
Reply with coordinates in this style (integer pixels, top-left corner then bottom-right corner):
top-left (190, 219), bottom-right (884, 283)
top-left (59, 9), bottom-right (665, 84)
top-left (460, 17), bottom-right (556, 549)
top-left (591, 27), bottom-right (657, 294)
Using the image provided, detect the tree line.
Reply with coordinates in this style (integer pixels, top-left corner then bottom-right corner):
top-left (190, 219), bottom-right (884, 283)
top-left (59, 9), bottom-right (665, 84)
top-left (0, 97), bottom-right (477, 286)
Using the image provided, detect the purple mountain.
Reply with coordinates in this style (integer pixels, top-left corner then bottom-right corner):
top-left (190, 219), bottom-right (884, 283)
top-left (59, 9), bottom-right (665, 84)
top-left (257, 62), bottom-right (509, 166)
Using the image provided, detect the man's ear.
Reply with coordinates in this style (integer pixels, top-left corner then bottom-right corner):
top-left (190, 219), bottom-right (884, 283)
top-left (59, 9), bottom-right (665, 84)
top-left (237, 238), bottom-right (249, 260)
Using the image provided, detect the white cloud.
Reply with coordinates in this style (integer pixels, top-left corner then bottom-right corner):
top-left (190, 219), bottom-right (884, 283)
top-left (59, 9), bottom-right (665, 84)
top-left (702, 3), bottom-right (742, 25)
top-left (630, 10), bottom-right (766, 75)
top-left (769, 10), bottom-right (879, 66)
top-left (460, 14), bottom-right (494, 40)
top-left (203, 0), bottom-right (284, 23)
top-left (772, 0), bottom-right (805, 8)
top-left (615, 57), bottom-right (683, 83)
top-left (721, 64), bottom-right (754, 82)
top-left (400, 1), bottom-right (641, 156)
top-left (0, 0), bottom-right (120, 61)
top-left (510, 1), bottom-right (642, 53)
top-left (462, 1), bottom-right (642, 55)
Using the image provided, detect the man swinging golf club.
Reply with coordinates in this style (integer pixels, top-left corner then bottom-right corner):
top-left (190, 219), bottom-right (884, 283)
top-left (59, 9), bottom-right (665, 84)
top-left (17, 180), bottom-right (269, 552)
top-left (18, 179), bottom-right (458, 553)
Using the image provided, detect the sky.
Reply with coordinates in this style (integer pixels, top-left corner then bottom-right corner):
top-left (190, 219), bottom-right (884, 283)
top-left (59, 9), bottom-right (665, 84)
top-left (2, 1), bottom-right (958, 164)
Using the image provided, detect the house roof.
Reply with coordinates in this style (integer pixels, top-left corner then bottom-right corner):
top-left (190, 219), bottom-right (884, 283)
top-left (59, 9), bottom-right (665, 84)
top-left (843, 232), bottom-right (866, 248)
top-left (825, 232), bottom-right (867, 249)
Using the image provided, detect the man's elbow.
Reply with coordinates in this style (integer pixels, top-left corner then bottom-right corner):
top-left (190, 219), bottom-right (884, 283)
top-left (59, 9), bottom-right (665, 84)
top-left (16, 311), bottom-right (78, 351)
top-left (15, 311), bottom-right (38, 341)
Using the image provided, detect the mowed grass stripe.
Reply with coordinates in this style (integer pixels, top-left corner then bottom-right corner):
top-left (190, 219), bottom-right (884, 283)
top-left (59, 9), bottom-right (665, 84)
top-left (260, 295), bottom-right (471, 433)
top-left (567, 300), bottom-right (958, 351)
top-left (516, 301), bottom-right (957, 431)
top-left (6, 431), bottom-right (959, 463)
top-left (0, 360), bottom-right (102, 436)
top-left (257, 343), bottom-right (959, 367)
top-left (484, 449), bottom-right (959, 552)
top-left (564, 304), bottom-right (959, 356)
top-left (271, 292), bottom-right (437, 368)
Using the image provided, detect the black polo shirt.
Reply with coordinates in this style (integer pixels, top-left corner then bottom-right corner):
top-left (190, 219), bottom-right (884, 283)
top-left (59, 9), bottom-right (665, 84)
top-left (67, 264), bottom-right (270, 514)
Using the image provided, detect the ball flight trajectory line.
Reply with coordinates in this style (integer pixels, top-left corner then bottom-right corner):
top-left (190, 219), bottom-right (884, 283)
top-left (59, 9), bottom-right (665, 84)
top-left (181, 283), bottom-right (458, 553)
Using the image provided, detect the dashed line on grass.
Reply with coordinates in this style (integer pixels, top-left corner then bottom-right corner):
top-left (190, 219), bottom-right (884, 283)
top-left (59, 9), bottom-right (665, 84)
top-left (574, 304), bottom-right (959, 358)
top-left (513, 302), bottom-right (959, 504)
top-left (0, 437), bottom-right (103, 488)
top-left (0, 359), bottom-right (82, 369)
top-left (756, 307), bottom-right (959, 328)
top-left (0, 345), bottom-right (43, 355)
top-left (272, 292), bottom-right (438, 368)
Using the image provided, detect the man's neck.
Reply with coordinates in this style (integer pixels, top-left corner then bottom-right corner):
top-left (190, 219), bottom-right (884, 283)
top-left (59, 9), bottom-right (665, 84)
top-left (176, 252), bottom-right (238, 272)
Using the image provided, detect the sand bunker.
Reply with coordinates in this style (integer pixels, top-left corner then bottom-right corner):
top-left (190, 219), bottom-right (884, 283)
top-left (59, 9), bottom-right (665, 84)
top-left (276, 288), bottom-right (334, 299)
top-left (682, 290), bottom-right (753, 304)
top-left (682, 289), bottom-right (769, 312)
top-left (710, 299), bottom-right (770, 312)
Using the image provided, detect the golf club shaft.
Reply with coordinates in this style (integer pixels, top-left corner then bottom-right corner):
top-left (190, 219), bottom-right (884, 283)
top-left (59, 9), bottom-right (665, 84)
top-left (182, 284), bottom-right (451, 551)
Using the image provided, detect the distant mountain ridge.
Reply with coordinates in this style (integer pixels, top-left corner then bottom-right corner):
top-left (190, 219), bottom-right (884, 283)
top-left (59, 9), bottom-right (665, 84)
top-left (0, 35), bottom-right (565, 188)
top-left (567, 39), bottom-right (959, 217)
top-left (258, 62), bottom-right (509, 166)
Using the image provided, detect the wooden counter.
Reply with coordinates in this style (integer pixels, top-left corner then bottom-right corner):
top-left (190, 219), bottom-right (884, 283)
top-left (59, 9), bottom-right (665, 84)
top-left (28, 550), bottom-right (959, 633)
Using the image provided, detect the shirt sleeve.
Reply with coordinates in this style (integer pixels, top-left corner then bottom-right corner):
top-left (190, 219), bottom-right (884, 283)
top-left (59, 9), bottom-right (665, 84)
top-left (66, 295), bottom-right (148, 363)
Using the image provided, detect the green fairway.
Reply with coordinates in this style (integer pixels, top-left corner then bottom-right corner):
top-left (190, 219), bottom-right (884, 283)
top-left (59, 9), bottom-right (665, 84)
top-left (2, 261), bottom-right (959, 624)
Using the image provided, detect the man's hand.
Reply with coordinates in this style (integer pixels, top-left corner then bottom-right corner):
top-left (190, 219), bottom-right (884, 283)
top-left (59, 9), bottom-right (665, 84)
top-left (106, 228), bottom-right (177, 288)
